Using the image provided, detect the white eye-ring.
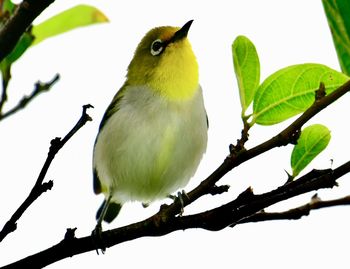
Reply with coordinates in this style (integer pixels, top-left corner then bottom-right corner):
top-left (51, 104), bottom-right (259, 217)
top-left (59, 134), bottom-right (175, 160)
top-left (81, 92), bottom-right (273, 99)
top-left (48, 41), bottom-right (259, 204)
top-left (150, 39), bottom-right (164, 56)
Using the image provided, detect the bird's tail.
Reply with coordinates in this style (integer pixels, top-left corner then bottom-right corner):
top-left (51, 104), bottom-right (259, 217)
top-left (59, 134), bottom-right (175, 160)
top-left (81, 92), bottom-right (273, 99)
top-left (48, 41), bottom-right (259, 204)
top-left (96, 199), bottom-right (122, 223)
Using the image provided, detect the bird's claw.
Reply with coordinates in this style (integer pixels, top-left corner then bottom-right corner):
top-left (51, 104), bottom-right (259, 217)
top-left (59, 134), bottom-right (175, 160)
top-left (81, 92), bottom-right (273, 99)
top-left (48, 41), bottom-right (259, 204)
top-left (91, 224), bottom-right (106, 255)
top-left (168, 190), bottom-right (188, 216)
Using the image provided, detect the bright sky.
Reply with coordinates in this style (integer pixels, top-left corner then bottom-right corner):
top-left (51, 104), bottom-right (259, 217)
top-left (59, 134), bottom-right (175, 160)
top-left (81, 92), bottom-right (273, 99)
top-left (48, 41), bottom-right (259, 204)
top-left (1, 1), bottom-right (350, 268)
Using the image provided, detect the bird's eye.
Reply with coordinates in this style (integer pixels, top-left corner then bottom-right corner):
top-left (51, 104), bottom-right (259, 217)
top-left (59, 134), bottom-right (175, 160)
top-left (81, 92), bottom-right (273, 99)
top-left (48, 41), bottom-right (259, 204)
top-left (150, 39), bottom-right (164, 56)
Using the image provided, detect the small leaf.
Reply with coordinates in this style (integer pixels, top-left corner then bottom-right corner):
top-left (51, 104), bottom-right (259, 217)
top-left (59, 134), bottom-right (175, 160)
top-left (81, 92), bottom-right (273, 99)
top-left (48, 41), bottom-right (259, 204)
top-left (232, 35), bottom-right (260, 113)
top-left (4, 32), bottom-right (34, 64)
top-left (291, 124), bottom-right (331, 177)
top-left (31, 4), bottom-right (109, 46)
top-left (322, 0), bottom-right (350, 76)
top-left (0, 31), bottom-right (34, 75)
top-left (252, 63), bottom-right (349, 125)
top-left (1, 0), bottom-right (16, 16)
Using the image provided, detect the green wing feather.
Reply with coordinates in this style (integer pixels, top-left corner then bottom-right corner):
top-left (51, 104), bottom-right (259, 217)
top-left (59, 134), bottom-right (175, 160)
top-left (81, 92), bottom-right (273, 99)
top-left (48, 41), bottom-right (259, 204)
top-left (92, 85), bottom-right (127, 195)
top-left (98, 85), bottom-right (127, 131)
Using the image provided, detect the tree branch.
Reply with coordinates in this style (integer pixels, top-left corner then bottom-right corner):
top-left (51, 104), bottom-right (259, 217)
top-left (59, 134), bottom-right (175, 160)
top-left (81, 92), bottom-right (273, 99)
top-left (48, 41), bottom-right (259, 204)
top-left (0, 104), bottom-right (93, 243)
top-left (175, 163), bottom-right (348, 231)
top-left (2, 79), bottom-right (350, 268)
top-left (0, 74), bottom-right (60, 121)
top-left (0, 0), bottom-right (55, 62)
top-left (158, 80), bottom-right (350, 218)
top-left (2, 160), bottom-right (349, 269)
top-left (2, 80), bottom-right (350, 268)
top-left (237, 194), bottom-right (350, 223)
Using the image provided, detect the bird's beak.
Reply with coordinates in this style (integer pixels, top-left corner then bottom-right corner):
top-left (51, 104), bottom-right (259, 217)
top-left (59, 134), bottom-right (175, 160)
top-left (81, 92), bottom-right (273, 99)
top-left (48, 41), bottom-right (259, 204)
top-left (170, 20), bottom-right (193, 43)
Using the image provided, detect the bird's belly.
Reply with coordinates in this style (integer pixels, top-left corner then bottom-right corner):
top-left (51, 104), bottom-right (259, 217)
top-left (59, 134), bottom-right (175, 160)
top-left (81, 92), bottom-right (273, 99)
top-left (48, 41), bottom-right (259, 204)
top-left (94, 102), bottom-right (207, 204)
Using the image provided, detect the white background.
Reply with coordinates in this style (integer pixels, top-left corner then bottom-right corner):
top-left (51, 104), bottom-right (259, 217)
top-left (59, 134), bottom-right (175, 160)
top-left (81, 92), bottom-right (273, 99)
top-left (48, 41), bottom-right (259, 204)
top-left (1, 0), bottom-right (350, 268)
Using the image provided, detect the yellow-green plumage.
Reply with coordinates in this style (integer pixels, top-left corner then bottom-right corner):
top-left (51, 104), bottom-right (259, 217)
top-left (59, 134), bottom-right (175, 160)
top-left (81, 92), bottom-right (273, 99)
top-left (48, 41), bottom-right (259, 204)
top-left (93, 20), bottom-right (207, 223)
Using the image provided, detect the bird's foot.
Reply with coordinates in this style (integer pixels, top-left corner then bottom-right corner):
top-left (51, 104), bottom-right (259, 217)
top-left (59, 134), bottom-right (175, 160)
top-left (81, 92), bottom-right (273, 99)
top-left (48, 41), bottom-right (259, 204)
top-left (168, 190), bottom-right (189, 216)
top-left (91, 223), bottom-right (106, 255)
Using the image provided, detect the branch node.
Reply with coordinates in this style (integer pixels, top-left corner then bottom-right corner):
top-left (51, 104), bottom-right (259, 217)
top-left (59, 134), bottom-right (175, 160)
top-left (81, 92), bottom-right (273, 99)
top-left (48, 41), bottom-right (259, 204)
top-left (236, 187), bottom-right (255, 203)
top-left (208, 184), bottom-right (230, 195)
top-left (311, 193), bottom-right (320, 202)
top-left (82, 104), bottom-right (94, 122)
top-left (284, 170), bottom-right (294, 184)
top-left (315, 82), bottom-right (326, 101)
top-left (229, 143), bottom-right (246, 157)
top-left (50, 137), bottom-right (62, 150)
top-left (289, 128), bottom-right (301, 145)
top-left (40, 180), bottom-right (53, 193)
top-left (229, 116), bottom-right (251, 156)
top-left (64, 227), bottom-right (77, 241)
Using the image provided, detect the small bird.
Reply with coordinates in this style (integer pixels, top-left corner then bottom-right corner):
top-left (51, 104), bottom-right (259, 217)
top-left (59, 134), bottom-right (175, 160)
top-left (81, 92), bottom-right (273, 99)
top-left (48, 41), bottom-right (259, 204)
top-left (93, 20), bottom-right (208, 226)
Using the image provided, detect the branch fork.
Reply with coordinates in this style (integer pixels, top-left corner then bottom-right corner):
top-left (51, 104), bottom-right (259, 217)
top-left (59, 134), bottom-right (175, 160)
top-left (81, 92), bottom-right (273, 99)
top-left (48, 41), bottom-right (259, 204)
top-left (0, 104), bottom-right (93, 244)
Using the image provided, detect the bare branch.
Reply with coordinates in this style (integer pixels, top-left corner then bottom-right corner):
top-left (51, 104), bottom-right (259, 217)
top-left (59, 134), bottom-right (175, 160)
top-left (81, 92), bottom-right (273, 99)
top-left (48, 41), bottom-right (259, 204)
top-left (2, 161), bottom-right (349, 269)
top-left (2, 80), bottom-right (350, 268)
top-left (0, 0), bottom-right (55, 62)
top-left (0, 74), bottom-right (60, 121)
top-left (2, 78), bottom-right (350, 267)
top-left (1, 78), bottom-right (350, 267)
top-left (237, 194), bottom-right (350, 224)
top-left (0, 105), bottom-right (93, 243)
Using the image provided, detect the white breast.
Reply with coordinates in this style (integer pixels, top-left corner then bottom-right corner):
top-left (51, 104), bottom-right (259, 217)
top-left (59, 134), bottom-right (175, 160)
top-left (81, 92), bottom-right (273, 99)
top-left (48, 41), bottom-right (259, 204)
top-left (93, 85), bottom-right (207, 204)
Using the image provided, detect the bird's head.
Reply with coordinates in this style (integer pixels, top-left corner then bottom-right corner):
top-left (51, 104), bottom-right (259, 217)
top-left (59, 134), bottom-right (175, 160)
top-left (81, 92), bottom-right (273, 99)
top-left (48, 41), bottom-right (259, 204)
top-left (126, 20), bottom-right (199, 101)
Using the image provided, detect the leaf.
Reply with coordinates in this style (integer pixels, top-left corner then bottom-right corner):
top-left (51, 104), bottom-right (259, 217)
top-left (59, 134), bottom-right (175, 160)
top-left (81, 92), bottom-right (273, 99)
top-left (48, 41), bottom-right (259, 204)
top-left (291, 124), bottom-right (331, 177)
top-left (4, 32), bottom-right (34, 64)
top-left (0, 31), bottom-right (34, 77)
top-left (1, 0), bottom-right (16, 15)
top-left (31, 4), bottom-right (109, 46)
top-left (322, 0), bottom-right (350, 76)
top-left (232, 35), bottom-right (260, 113)
top-left (252, 63), bottom-right (349, 125)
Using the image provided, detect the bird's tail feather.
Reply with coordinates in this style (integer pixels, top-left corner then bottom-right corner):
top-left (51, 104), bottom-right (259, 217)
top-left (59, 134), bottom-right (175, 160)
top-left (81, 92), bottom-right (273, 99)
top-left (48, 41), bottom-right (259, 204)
top-left (96, 199), bottom-right (122, 223)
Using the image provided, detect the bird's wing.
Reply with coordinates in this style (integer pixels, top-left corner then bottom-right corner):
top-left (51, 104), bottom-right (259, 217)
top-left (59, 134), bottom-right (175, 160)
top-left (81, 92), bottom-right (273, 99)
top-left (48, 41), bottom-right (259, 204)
top-left (98, 85), bottom-right (127, 131)
top-left (93, 168), bottom-right (102, 194)
top-left (93, 85), bottom-right (127, 194)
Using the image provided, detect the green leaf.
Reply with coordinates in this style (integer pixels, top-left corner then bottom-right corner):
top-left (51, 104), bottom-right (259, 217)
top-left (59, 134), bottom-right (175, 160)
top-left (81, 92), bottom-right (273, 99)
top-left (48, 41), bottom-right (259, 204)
top-left (322, 0), bottom-right (350, 76)
top-left (232, 35), bottom-right (260, 113)
top-left (291, 124), bottom-right (331, 177)
top-left (4, 32), bottom-right (34, 64)
top-left (0, 31), bottom-right (34, 76)
top-left (252, 63), bottom-right (349, 125)
top-left (0, 60), bottom-right (11, 87)
top-left (1, 0), bottom-right (16, 15)
top-left (31, 4), bottom-right (109, 46)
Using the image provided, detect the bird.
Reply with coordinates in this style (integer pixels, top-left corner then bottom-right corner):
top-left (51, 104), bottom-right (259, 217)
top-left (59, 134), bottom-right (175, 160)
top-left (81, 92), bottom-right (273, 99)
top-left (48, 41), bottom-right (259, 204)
top-left (92, 20), bottom-right (208, 227)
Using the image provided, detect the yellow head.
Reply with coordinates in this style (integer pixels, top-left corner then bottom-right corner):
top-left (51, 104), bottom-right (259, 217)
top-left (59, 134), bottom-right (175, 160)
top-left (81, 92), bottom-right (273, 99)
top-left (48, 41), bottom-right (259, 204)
top-left (126, 20), bottom-right (199, 101)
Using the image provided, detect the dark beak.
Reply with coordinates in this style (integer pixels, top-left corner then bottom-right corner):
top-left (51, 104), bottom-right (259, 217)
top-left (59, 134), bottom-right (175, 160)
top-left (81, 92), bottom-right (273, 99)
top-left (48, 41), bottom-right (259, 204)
top-left (170, 20), bottom-right (193, 43)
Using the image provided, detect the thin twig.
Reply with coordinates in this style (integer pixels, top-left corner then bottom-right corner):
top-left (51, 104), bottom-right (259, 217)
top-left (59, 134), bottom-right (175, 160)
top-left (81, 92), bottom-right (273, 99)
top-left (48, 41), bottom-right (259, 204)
top-left (230, 114), bottom-right (251, 155)
top-left (168, 80), bottom-right (350, 217)
top-left (2, 80), bottom-right (347, 269)
top-left (0, 104), bottom-right (93, 243)
top-left (0, 74), bottom-right (60, 121)
top-left (2, 161), bottom-right (350, 269)
top-left (173, 166), bottom-right (344, 231)
top-left (237, 194), bottom-right (350, 223)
